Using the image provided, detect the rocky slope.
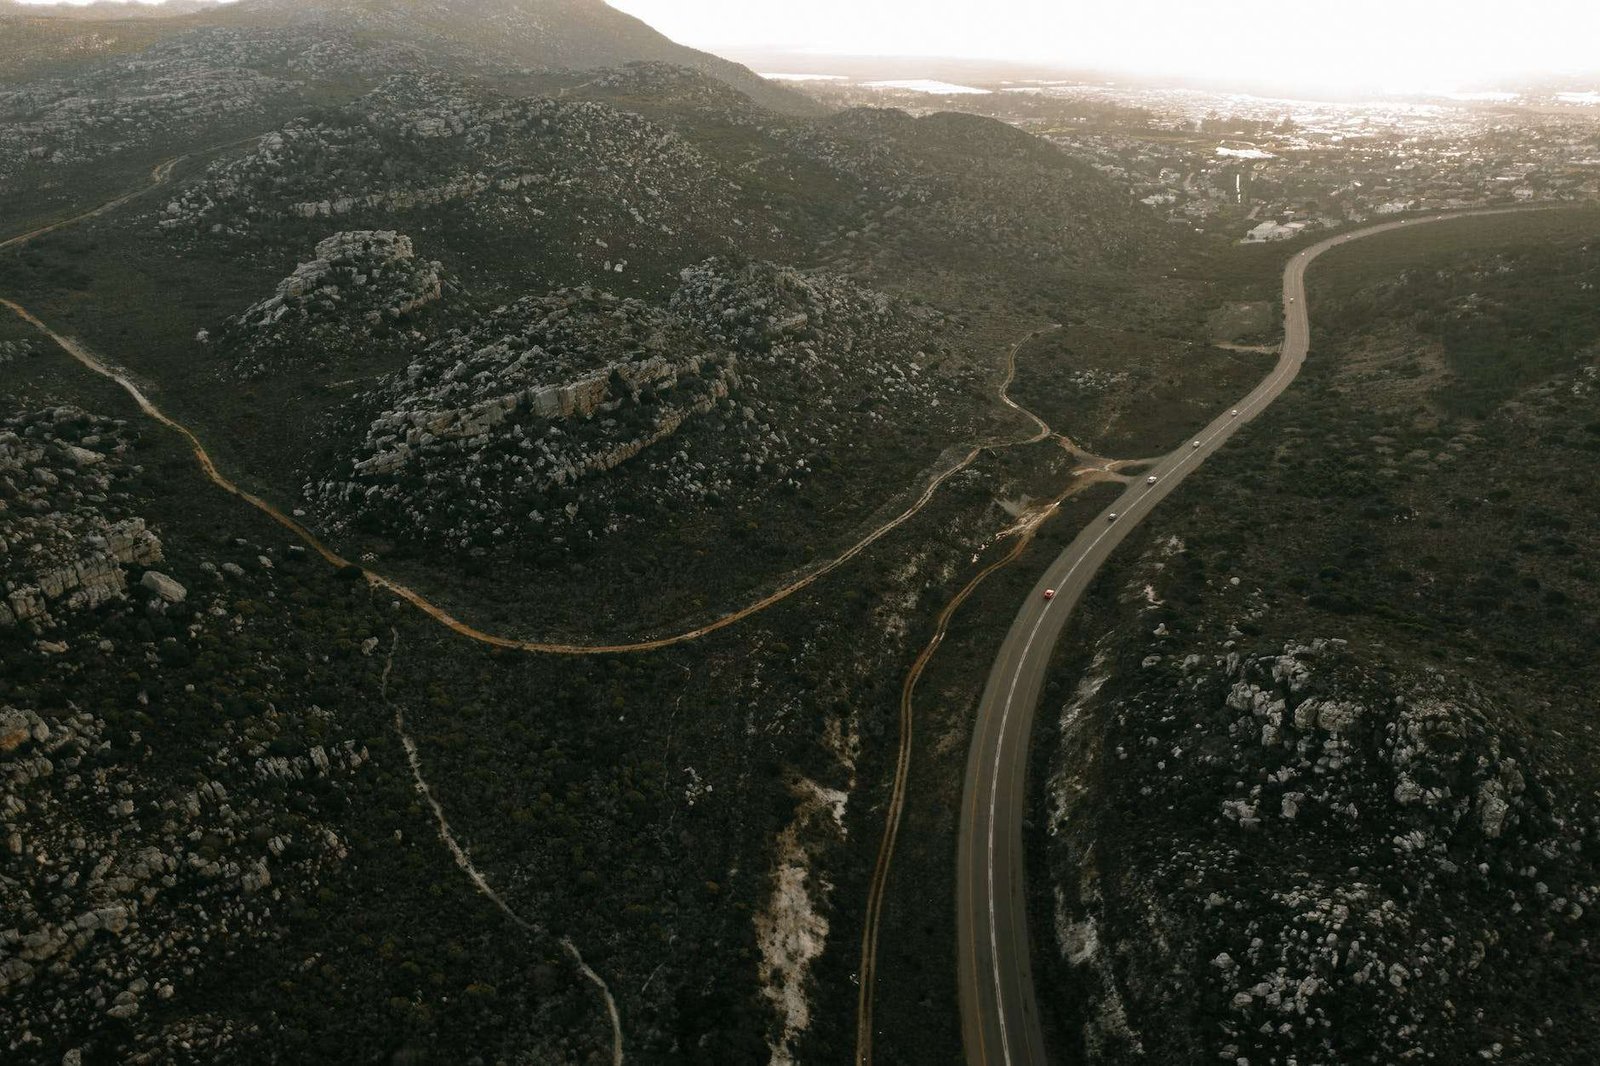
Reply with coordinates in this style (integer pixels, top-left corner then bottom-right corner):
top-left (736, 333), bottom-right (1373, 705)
top-left (220, 0), bottom-right (818, 116)
top-left (297, 258), bottom-right (962, 557)
top-left (0, 364), bottom-right (1002, 1063)
top-left (0, 8), bottom-right (1206, 1062)
top-left (157, 72), bottom-right (757, 281)
top-left (785, 108), bottom-right (1166, 281)
top-left (1048, 613), bottom-right (1598, 1065)
top-left (0, 1), bottom-right (224, 17)
top-left (213, 230), bottom-right (444, 378)
top-left (0, 25), bottom-right (424, 209)
top-left (0, 0), bottom-right (817, 116)
top-left (1040, 219), bottom-right (1600, 1066)
top-left (0, 407), bottom-right (162, 630)
top-left (0, 403), bottom-right (384, 1062)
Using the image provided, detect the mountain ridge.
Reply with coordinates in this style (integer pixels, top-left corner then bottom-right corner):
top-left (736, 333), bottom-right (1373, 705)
top-left (0, 0), bottom-right (822, 114)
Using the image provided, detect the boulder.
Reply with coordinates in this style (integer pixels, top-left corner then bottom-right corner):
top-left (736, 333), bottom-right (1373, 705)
top-left (139, 571), bottom-right (188, 604)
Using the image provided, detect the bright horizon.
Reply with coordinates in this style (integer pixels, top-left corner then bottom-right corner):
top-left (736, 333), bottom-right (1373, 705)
top-left (604, 0), bottom-right (1600, 95)
top-left (11, 0), bottom-right (1600, 94)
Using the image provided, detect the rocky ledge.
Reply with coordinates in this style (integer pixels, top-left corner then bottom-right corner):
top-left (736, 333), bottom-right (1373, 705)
top-left (302, 259), bottom-right (962, 557)
top-left (213, 230), bottom-right (443, 378)
top-left (0, 407), bottom-right (164, 631)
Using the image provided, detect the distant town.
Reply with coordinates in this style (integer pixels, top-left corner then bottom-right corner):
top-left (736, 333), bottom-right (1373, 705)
top-left (760, 71), bottom-right (1600, 241)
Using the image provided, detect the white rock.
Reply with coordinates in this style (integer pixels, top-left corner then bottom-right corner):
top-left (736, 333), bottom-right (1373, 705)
top-left (139, 571), bottom-right (187, 603)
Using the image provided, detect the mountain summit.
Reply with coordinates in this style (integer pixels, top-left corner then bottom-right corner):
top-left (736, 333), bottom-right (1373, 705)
top-left (2, 0), bottom-right (817, 113)
top-left (246, 0), bottom-right (822, 113)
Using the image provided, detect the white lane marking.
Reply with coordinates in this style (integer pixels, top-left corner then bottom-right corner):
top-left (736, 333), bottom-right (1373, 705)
top-left (980, 264), bottom-right (1310, 1064)
top-left (977, 207), bottom-right (1536, 1063)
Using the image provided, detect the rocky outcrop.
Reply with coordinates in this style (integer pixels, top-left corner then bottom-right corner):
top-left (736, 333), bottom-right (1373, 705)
top-left (159, 73), bottom-right (743, 255)
top-left (306, 259), bottom-right (962, 557)
top-left (1048, 630), bottom-right (1600, 1066)
top-left (2, 517), bottom-right (163, 628)
top-left (0, 408), bottom-right (162, 630)
top-left (350, 347), bottom-right (737, 481)
top-left (1, 690), bottom-right (371, 1054)
top-left (217, 230), bottom-right (443, 377)
top-left (0, 339), bottom-right (36, 366)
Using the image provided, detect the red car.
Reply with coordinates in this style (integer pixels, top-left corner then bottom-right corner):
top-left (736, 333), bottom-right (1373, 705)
top-left (1042, 588), bottom-right (1056, 601)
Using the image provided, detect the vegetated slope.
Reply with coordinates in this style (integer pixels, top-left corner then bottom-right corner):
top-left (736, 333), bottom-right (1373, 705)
top-left (796, 108), bottom-right (1165, 286)
top-left (222, 0), bottom-right (820, 116)
top-left (576, 74), bottom-right (1181, 315)
top-left (0, 4), bottom-right (1207, 1065)
top-left (0, 0), bottom-right (816, 225)
top-left (300, 258), bottom-right (960, 561)
top-left (0, 327), bottom-right (1011, 1065)
top-left (23, 62), bottom-right (1164, 632)
top-left (0, 0), bottom-right (816, 115)
top-left (0, 8), bottom-right (1197, 1063)
top-left (0, 10), bottom-right (200, 81)
top-left (0, 0), bottom-right (223, 17)
top-left (0, 25), bottom-right (435, 228)
top-left (1039, 214), bottom-right (1600, 1066)
top-left (0, 13), bottom-right (1184, 639)
top-left (0, 391), bottom-right (611, 1065)
top-left (156, 72), bottom-right (776, 295)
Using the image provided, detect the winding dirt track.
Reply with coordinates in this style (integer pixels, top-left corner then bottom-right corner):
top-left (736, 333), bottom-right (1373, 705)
top-left (853, 465), bottom-right (1111, 1066)
top-left (0, 157), bottom-right (181, 254)
top-left (386, 627), bottom-right (625, 1065)
top-left (4, 149), bottom-right (1073, 653)
top-left (4, 285), bottom-right (1056, 652)
top-left (1, 133), bottom-right (261, 254)
top-left (12, 152), bottom-right (1570, 1066)
top-left (2, 152), bottom-right (1071, 1066)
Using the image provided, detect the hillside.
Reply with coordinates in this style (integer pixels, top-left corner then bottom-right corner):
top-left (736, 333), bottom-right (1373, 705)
top-left (1, 59), bottom-right (1177, 632)
top-left (0, 6), bottom-right (1203, 1064)
top-left (0, 0), bottom-right (222, 16)
top-left (0, 0), bottom-right (819, 115)
top-left (0, 11), bottom-right (191, 79)
top-left (227, 0), bottom-right (820, 115)
top-left (1037, 211), bottom-right (1600, 1066)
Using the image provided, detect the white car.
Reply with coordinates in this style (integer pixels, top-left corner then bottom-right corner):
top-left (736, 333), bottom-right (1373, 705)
top-left (1192, 440), bottom-right (1202, 449)
top-left (1230, 409), bottom-right (1239, 417)
top-left (1147, 475), bottom-right (1158, 485)
top-left (1107, 513), bottom-right (1119, 522)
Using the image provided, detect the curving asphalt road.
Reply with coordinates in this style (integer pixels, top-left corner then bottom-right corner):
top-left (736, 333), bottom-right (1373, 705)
top-left (954, 207), bottom-right (1546, 1066)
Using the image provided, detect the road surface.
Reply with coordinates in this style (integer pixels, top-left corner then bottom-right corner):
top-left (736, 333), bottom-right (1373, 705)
top-left (954, 207), bottom-right (1546, 1066)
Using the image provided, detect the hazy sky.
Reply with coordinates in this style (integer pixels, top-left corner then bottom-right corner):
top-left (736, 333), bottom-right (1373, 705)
top-left (15, 0), bottom-right (1600, 92)
top-left (605, 0), bottom-right (1600, 92)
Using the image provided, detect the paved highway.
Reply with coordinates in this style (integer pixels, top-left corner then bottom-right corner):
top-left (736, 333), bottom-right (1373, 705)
top-left (954, 208), bottom-right (1543, 1066)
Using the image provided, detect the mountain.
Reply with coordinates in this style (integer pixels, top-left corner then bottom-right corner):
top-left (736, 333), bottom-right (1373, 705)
top-left (0, 7), bottom-right (198, 77)
top-left (0, 0), bottom-right (224, 16)
top-left (0, 4), bottom-right (1197, 1064)
top-left (0, 0), bottom-right (820, 114)
top-left (230, 0), bottom-right (819, 113)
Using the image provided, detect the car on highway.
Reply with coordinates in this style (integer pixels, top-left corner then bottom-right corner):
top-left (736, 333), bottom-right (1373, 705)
top-left (1042, 588), bottom-right (1055, 600)
top-left (1192, 440), bottom-right (1201, 448)
top-left (1146, 475), bottom-right (1158, 484)
top-left (1107, 512), bottom-right (1118, 522)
